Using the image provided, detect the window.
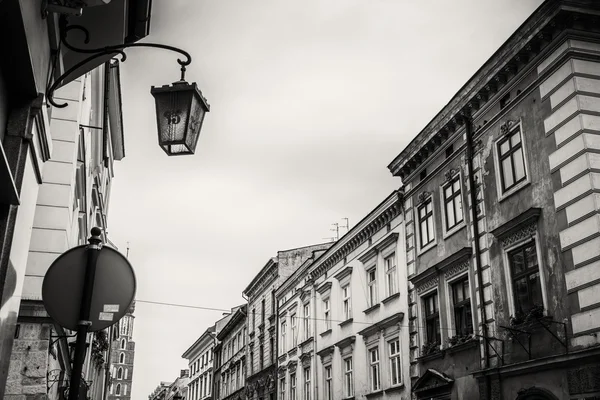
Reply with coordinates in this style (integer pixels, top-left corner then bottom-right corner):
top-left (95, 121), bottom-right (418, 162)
top-left (418, 198), bottom-right (434, 248)
top-left (271, 291), bottom-right (276, 317)
top-left (250, 349), bottom-right (254, 375)
top-left (243, 328), bottom-right (246, 345)
top-left (443, 175), bottom-right (463, 231)
top-left (498, 127), bottom-right (526, 192)
top-left (124, 369), bottom-right (128, 379)
top-left (119, 353), bottom-right (125, 363)
top-left (120, 339), bottom-right (126, 349)
top-left (389, 340), bottom-right (401, 386)
top-left (116, 384), bottom-right (121, 395)
top-left (303, 367), bottom-right (311, 400)
top-left (323, 299), bottom-right (331, 330)
top-left (344, 357), bottom-right (353, 398)
top-left (452, 277), bottom-right (473, 336)
top-left (259, 344), bottom-right (264, 370)
top-left (291, 314), bottom-right (298, 346)
top-left (290, 373), bottom-right (297, 400)
top-left (369, 348), bottom-right (380, 392)
top-left (509, 241), bottom-right (543, 315)
top-left (123, 385), bottom-right (127, 395)
top-left (303, 303), bottom-right (311, 339)
top-left (424, 292), bottom-right (440, 345)
top-left (117, 367), bottom-right (123, 379)
top-left (281, 321), bottom-right (287, 353)
top-left (280, 377), bottom-right (286, 400)
top-left (367, 268), bottom-right (377, 306)
top-left (324, 365), bottom-right (332, 400)
top-left (270, 337), bottom-right (275, 364)
top-left (342, 285), bottom-right (352, 320)
top-left (253, 308), bottom-right (256, 330)
top-left (385, 254), bottom-right (397, 296)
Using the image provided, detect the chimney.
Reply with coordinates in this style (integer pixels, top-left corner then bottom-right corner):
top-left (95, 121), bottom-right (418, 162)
top-left (181, 369), bottom-right (189, 378)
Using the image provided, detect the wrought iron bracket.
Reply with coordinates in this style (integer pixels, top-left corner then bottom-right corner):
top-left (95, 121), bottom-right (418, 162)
top-left (46, 16), bottom-right (192, 109)
top-left (474, 333), bottom-right (505, 366)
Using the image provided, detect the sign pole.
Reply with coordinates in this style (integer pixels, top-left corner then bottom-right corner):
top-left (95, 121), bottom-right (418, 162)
top-left (68, 227), bottom-right (103, 400)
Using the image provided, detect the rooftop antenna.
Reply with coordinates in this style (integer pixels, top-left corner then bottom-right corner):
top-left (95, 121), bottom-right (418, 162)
top-left (331, 223), bottom-right (340, 241)
top-left (341, 217), bottom-right (350, 233)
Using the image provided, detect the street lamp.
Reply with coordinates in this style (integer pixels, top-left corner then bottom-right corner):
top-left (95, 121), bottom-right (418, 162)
top-left (46, 18), bottom-right (210, 156)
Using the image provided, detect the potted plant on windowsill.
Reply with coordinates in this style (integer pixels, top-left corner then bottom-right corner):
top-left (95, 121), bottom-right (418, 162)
top-left (421, 341), bottom-right (441, 357)
top-left (510, 305), bottom-right (546, 328)
top-left (446, 333), bottom-right (475, 347)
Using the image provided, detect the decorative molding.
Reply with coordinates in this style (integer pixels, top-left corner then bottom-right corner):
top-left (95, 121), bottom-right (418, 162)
top-left (444, 261), bottom-right (469, 280)
top-left (416, 276), bottom-right (439, 294)
top-left (500, 119), bottom-right (518, 136)
top-left (501, 223), bottom-right (537, 248)
top-left (317, 345), bottom-right (335, 359)
top-left (333, 266), bottom-right (353, 281)
top-left (334, 335), bottom-right (356, 350)
top-left (491, 208), bottom-right (541, 247)
top-left (417, 191), bottom-right (431, 204)
top-left (316, 282), bottom-right (332, 295)
top-left (358, 248), bottom-right (378, 264)
top-left (444, 168), bottom-right (458, 182)
top-left (358, 313), bottom-right (404, 338)
top-left (375, 232), bottom-right (399, 253)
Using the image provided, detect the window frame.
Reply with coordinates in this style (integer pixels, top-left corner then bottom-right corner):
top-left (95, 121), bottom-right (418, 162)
top-left (344, 357), bottom-right (354, 398)
top-left (441, 173), bottom-right (465, 237)
top-left (368, 347), bottom-right (380, 392)
top-left (422, 291), bottom-right (441, 346)
top-left (290, 372), bottom-right (297, 400)
top-left (291, 313), bottom-right (298, 347)
top-left (384, 253), bottom-right (398, 297)
top-left (324, 365), bottom-right (333, 400)
top-left (388, 339), bottom-right (402, 387)
top-left (416, 196), bottom-right (436, 253)
top-left (342, 285), bottom-right (352, 320)
top-left (367, 267), bottom-right (378, 307)
top-left (280, 320), bottom-right (287, 353)
top-left (323, 298), bottom-right (331, 331)
top-left (493, 120), bottom-right (530, 201)
top-left (303, 367), bottom-right (311, 400)
top-left (303, 302), bottom-right (311, 340)
top-left (504, 238), bottom-right (546, 317)
top-left (280, 377), bottom-right (286, 400)
top-left (450, 274), bottom-right (473, 337)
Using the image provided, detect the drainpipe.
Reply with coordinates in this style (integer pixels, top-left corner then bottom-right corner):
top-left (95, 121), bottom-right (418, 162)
top-left (311, 277), bottom-right (318, 400)
top-left (465, 114), bottom-right (493, 399)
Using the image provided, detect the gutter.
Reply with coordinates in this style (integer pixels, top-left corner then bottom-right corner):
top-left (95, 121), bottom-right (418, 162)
top-left (465, 115), bottom-right (491, 392)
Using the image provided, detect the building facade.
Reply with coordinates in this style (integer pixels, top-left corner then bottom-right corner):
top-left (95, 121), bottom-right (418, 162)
top-left (0, 2), bottom-right (150, 396)
top-left (183, 325), bottom-right (216, 400)
top-left (276, 191), bottom-right (408, 400)
top-left (214, 305), bottom-right (248, 400)
top-left (243, 244), bottom-right (331, 400)
top-left (387, 1), bottom-right (600, 398)
top-left (109, 302), bottom-right (137, 400)
top-left (6, 60), bottom-right (127, 400)
top-left (149, 371), bottom-right (190, 400)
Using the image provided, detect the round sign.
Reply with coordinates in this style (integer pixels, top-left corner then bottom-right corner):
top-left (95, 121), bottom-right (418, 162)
top-left (42, 245), bottom-right (136, 332)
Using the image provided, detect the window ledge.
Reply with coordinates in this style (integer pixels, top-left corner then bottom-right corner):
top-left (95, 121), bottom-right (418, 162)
top-left (383, 384), bottom-right (405, 394)
top-left (382, 293), bottom-right (400, 304)
top-left (342, 397), bottom-right (355, 400)
top-left (320, 329), bottom-right (332, 337)
top-left (365, 389), bottom-right (384, 398)
top-left (417, 241), bottom-right (437, 256)
top-left (443, 221), bottom-right (466, 240)
top-left (363, 304), bottom-right (381, 315)
top-left (498, 180), bottom-right (530, 203)
top-left (416, 350), bottom-right (443, 363)
top-left (339, 318), bottom-right (353, 327)
top-left (446, 338), bottom-right (478, 355)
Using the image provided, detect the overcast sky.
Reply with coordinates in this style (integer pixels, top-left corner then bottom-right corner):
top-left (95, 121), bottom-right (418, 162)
top-left (107, 0), bottom-right (543, 398)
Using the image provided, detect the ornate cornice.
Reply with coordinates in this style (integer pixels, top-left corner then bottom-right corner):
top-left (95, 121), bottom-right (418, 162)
top-left (388, 1), bottom-right (581, 179)
top-left (444, 261), bottom-right (469, 280)
top-left (416, 276), bottom-right (439, 294)
top-left (316, 345), bottom-right (335, 359)
top-left (500, 119), bottom-right (519, 136)
top-left (309, 191), bottom-right (403, 281)
top-left (316, 282), bottom-right (332, 295)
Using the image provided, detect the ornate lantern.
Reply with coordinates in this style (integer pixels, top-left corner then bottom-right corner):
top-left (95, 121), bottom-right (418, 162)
top-left (151, 81), bottom-right (210, 156)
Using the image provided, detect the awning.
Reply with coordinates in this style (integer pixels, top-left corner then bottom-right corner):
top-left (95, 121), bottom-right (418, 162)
top-left (0, 141), bottom-right (19, 205)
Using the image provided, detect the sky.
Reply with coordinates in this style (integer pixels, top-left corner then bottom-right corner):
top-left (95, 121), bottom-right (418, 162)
top-left (107, 0), bottom-right (543, 398)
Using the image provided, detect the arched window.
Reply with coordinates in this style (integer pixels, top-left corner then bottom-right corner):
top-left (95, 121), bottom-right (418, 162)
top-left (121, 339), bottom-right (126, 349)
top-left (515, 388), bottom-right (559, 400)
top-left (117, 368), bottom-right (123, 379)
top-left (120, 353), bottom-right (125, 363)
top-left (123, 384), bottom-right (127, 395)
top-left (125, 368), bottom-right (128, 380)
top-left (116, 384), bottom-right (121, 395)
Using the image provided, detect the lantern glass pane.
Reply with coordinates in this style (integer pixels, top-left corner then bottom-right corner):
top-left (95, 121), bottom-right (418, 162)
top-left (155, 89), bottom-right (192, 145)
top-left (186, 94), bottom-right (206, 152)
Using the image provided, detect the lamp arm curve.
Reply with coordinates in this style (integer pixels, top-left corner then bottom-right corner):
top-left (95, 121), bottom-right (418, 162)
top-left (47, 22), bottom-right (193, 108)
